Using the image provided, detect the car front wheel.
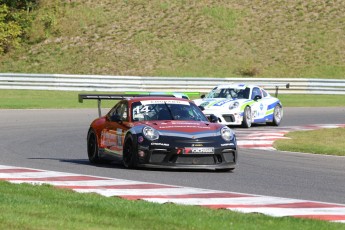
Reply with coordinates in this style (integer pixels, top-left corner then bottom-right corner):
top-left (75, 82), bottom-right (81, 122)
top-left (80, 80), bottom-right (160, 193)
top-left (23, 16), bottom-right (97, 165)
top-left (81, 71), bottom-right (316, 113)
top-left (87, 128), bottom-right (102, 163)
top-left (242, 106), bottom-right (252, 128)
top-left (123, 139), bottom-right (138, 169)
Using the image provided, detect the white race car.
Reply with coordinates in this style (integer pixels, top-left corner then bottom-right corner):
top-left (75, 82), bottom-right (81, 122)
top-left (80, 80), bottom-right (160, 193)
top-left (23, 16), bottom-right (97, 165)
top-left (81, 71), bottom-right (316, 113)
top-left (194, 83), bottom-right (283, 128)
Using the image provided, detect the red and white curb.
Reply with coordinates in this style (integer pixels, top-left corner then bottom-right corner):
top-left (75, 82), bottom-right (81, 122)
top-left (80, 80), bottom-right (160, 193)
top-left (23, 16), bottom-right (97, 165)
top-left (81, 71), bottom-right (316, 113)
top-left (236, 124), bottom-right (345, 150)
top-left (1, 165), bottom-right (345, 224)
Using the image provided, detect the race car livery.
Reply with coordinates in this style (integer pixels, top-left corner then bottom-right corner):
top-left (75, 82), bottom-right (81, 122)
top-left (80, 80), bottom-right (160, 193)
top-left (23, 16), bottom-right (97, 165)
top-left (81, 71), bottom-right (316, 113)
top-left (194, 84), bottom-right (283, 128)
top-left (79, 94), bottom-right (238, 171)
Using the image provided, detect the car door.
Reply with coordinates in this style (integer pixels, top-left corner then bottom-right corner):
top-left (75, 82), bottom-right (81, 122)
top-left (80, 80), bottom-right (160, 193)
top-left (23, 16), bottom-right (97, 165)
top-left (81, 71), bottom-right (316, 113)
top-left (250, 87), bottom-right (267, 121)
top-left (260, 88), bottom-right (273, 114)
top-left (101, 101), bottom-right (130, 157)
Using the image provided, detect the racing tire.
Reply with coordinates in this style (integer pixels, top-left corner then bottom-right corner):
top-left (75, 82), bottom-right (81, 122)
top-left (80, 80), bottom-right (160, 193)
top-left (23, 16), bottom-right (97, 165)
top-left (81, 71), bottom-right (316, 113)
top-left (268, 104), bottom-right (283, 126)
top-left (123, 139), bottom-right (138, 169)
top-left (87, 128), bottom-right (102, 164)
top-left (241, 106), bottom-right (252, 128)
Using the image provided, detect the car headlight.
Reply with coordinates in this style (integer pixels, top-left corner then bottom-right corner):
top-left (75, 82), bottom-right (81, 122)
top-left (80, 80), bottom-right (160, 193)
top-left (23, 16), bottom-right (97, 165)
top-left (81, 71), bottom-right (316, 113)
top-left (143, 126), bottom-right (159, 141)
top-left (229, 102), bottom-right (239, 110)
top-left (221, 126), bottom-right (233, 141)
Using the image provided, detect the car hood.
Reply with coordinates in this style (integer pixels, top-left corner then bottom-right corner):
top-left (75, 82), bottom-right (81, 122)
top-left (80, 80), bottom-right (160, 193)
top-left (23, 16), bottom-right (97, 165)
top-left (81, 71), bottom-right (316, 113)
top-left (139, 120), bottom-right (223, 134)
top-left (195, 98), bottom-right (250, 109)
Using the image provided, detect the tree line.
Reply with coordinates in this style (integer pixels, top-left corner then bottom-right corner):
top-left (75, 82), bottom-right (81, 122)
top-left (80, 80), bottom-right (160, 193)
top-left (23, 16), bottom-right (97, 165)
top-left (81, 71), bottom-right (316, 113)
top-left (0, 0), bottom-right (38, 54)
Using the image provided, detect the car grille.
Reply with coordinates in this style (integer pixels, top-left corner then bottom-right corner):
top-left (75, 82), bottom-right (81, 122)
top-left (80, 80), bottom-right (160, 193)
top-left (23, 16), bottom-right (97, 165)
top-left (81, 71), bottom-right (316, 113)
top-left (148, 149), bottom-right (236, 165)
top-left (223, 115), bottom-right (235, 122)
top-left (158, 136), bottom-right (218, 145)
top-left (149, 151), bottom-right (166, 163)
top-left (175, 155), bottom-right (216, 165)
top-left (223, 150), bottom-right (235, 162)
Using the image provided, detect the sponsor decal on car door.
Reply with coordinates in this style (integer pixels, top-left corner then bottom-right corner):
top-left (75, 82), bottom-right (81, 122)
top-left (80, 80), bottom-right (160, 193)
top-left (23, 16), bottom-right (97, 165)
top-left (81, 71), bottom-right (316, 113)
top-left (101, 128), bottom-right (124, 155)
top-left (250, 87), bottom-right (267, 120)
top-left (252, 101), bottom-right (267, 120)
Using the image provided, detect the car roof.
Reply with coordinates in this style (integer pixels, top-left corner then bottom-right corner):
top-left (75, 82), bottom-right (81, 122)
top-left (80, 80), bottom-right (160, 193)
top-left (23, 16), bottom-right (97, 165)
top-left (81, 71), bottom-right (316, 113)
top-left (214, 83), bottom-right (258, 90)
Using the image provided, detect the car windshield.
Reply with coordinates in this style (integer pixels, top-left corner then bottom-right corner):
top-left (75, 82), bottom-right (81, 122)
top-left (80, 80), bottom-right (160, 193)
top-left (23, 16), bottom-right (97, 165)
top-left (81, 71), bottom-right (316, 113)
top-left (132, 100), bottom-right (208, 122)
top-left (206, 88), bottom-right (250, 99)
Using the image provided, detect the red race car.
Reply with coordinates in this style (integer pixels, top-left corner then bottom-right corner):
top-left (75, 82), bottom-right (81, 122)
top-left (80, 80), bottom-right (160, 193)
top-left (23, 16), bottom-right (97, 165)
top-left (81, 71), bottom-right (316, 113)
top-left (79, 94), bottom-right (238, 171)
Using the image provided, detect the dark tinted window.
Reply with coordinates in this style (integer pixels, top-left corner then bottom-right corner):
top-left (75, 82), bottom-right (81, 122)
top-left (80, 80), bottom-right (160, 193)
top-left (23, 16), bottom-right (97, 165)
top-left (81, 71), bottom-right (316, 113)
top-left (108, 101), bottom-right (128, 121)
top-left (132, 101), bottom-right (208, 122)
top-left (251, 87), bottom-right (262, 99)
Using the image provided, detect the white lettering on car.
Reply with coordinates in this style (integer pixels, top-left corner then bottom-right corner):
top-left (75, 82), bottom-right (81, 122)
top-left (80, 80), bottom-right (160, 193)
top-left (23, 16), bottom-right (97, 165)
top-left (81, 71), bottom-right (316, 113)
top-left (151, 143), bottom-right (170, 147)
top-left (184, 147), bottom-right (214, 154)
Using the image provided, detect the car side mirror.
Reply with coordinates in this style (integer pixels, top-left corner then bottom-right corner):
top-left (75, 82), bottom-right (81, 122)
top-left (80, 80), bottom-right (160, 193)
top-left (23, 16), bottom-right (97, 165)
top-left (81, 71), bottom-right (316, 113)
top-left (208, 114), bottom-right (218, 123)
top-left (198, 105), bottom-right (205, 111)
top-left (254, 95), bottom-right (262, 101)
top-left (201, 94), bottom-right (205, 99)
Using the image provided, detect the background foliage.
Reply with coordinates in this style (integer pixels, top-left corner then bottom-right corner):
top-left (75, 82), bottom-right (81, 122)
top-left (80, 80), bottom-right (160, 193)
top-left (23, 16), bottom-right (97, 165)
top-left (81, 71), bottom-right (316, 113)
top-left (0, 0), bottom-right (37, 54)
top-left (0, 0), bottom-right (38, 10)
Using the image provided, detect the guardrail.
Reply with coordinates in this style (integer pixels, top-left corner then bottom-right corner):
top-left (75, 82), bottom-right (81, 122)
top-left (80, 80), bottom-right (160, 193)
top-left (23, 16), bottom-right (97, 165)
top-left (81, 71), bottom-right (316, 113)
top-left (1, 73), bottom-right (345, 95)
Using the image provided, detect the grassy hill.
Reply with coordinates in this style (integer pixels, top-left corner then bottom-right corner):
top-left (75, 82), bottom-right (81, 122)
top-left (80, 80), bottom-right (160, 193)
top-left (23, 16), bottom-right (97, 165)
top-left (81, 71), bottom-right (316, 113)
top-left (1, 0), bottom-right (344, 78)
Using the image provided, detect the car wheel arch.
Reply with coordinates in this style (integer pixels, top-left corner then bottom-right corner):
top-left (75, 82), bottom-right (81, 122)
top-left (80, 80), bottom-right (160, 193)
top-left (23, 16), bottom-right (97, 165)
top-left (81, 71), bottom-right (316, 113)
top-left (87, 127), bottom-right (102, 163)
top-left (124, 131), bottom-right (137, 147)
top-left (268, 103), bottom-right (283, 126)
top-left (122, 132), bottom-right (139, 169)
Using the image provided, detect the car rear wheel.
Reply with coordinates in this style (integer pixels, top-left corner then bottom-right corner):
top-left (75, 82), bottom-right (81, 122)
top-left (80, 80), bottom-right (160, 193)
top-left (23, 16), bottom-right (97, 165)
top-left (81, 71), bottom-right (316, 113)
top-left (242, 106), bottom-right (252, 128)
top-left (123, 140), bottom-right (138, 169)
top-left (268, 104), bottom-right (283, 126)
top-left (87, 129), bottom-right (102, 163)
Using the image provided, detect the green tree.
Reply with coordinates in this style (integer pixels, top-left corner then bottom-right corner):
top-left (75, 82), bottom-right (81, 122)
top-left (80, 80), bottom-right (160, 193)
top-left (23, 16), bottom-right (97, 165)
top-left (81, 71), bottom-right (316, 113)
top-left (0, 4), bottom-right (22, 53)
top-left (0, 1), bottom-right (38, 54)
top-left (0, 0), bottom-right (38, 12)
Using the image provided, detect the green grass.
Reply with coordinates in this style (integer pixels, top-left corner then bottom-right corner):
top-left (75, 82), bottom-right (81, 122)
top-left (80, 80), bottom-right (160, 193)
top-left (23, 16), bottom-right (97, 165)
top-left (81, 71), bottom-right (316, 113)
top-left (0, 181), bottom-right (344, 230)
top-left (0, 0), bottom-right (345, 78)
top-left (278, 94), bottom-right (345, 107)
top-left (0, 90), bottom-right (116, 109)
top-left (1, 89), bottom-right (345, 109)
top-left (274, 128), bottom-right (345, 156)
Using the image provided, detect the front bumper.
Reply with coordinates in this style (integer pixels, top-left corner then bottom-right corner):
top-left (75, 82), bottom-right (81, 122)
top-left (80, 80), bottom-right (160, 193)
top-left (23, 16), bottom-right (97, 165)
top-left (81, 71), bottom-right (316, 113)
top-left (137, 145), bottom-right (237, 170)
top-left (204, 111), bottom-right (243, 126)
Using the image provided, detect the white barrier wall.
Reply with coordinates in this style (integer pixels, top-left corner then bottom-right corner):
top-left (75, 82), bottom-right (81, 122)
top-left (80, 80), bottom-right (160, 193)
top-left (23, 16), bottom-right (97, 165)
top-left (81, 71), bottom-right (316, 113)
top-left (1, 73), bottom-right (345, 94)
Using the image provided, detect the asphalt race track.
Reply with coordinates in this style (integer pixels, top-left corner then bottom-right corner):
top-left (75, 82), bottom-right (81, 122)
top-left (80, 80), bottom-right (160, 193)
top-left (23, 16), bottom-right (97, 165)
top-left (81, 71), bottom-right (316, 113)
top-left (1, 107), bottom-right (345, 205)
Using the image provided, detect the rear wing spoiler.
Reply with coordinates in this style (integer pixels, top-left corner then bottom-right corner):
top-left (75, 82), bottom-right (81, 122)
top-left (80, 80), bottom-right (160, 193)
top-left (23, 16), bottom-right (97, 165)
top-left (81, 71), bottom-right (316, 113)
top-left (78, 93), bottom-right (179, 117)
